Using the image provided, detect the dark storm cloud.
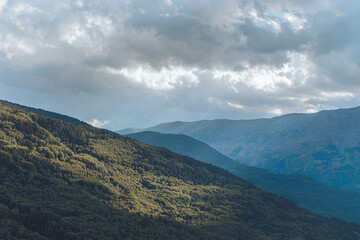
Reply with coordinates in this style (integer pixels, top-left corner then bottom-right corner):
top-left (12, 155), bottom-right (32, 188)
top-left (237, 19), bottom-right (309, 53)
top-left (1, 0), bottom-right (360, 129)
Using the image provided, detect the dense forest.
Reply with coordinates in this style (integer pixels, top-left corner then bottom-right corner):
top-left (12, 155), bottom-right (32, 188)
top-left (1, 100), bottom-right (360, 239)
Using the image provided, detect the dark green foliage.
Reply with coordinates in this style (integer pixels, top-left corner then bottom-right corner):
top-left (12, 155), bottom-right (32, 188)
top-left (0, 150), bottom-right (13, 165)
top-left (128, 131), bottom-right (360, 224)
top-left (0, 166), bottom-right (206, 240)
top-left (1, 100), bottom-right (360, 239)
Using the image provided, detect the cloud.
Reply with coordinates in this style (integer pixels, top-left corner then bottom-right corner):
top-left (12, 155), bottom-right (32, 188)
top-left (60, 12), bottom-right (114, 52)
top-left (211, 52), bottom-right (314, 93)
top-left (103, 65), bottom-right (199, 90)
top-left (0, 0), bottom-right (7, 12)
top-left (86, 118), bottom-right (109, 128)
top-left (0, 34), bottom-right (35, 58)
top-left (0, 0), bottom-right (360, 130)
top-left (12, 3), bottom-right (42, 16)
top-left (227, 101), bottom-right (245, 109)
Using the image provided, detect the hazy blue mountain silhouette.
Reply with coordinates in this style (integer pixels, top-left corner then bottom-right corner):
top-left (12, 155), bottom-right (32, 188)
top-left (144, 107), bottom-right (360, 191)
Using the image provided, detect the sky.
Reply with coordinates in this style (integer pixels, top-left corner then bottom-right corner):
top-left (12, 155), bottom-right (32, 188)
top-left (1, 0), bottom-right (360, 130)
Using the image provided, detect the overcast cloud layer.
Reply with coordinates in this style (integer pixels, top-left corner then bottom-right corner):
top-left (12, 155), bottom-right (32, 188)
top-left (1, 0), bottom-right (360, 129)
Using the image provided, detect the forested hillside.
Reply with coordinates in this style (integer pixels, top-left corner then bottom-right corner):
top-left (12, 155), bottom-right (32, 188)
top-left (1, 100), bottom-right (360, 239)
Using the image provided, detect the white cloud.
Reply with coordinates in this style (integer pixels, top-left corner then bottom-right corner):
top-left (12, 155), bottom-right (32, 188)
top-left (319, 91), bottom-right (355, 99)
top-left (269, 108), bottom-right (283, 115)
top-left (304, 104), bottom-right (320, 113)
top-left (75, 0), bottom-right (84, 8)
top-left (212, 52), bottom-right (314, 93)
top-left (61, 12), bottom-right (114, 52)
top-left (103, 65), bottom-right (199, 90)
top-left (86, 118), bottom-right (109, 128)
top-left (227, 101), bottom-right (245, 109)
top-left (284, 13), bottom-right (308, 31)
top-left (62, 23), bottom-right (86, 45)
top-left (0, 34), bottom-right (35, 59)
top-left (0, 0), bottom-right (7, 12)
top-left (164, 0), bottom-right (172, 6)
top-left (12, 3), bottom-right (41, 16)
top-left (251, 15), bottom-right (282, 33)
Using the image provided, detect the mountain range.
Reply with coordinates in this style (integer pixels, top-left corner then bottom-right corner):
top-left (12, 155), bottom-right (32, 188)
top-left (2, 100), bottom-right (360, 239)
top-left (138, 107), bottom-right (360, 191)
top-left (127, 131), bottom-right (360, 224)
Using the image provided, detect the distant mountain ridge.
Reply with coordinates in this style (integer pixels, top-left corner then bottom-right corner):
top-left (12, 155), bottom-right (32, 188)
top-left (144, 106), bottom-right (360, 191)
top-left (117, 127), bottom-right (144, 135)
top-left (127, 131), bottom-right (360, 224)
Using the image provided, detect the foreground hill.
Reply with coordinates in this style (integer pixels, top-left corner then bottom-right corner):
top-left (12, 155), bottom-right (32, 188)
top-left (144, 107), bottom-right (360, 191)
top-left (127, 131), bottom-right (360, 224)
top-left (1, 101), bottom-right (360, 239)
